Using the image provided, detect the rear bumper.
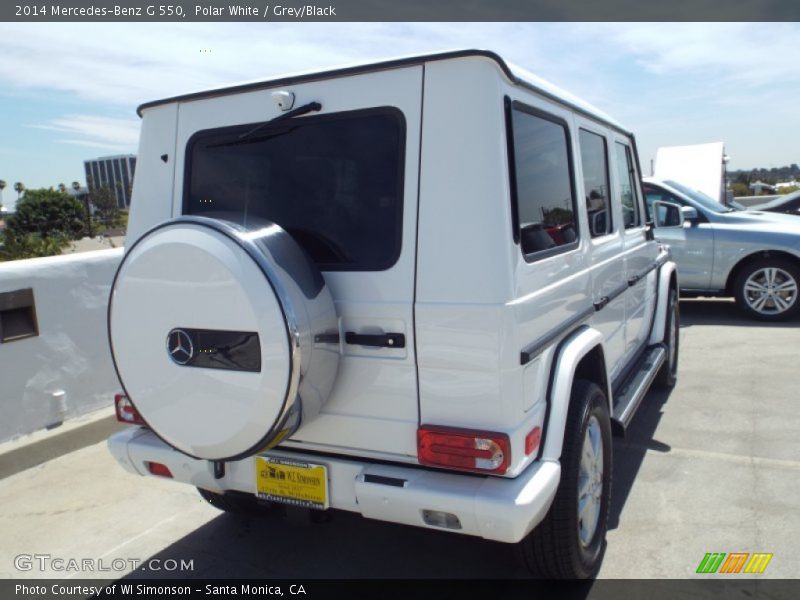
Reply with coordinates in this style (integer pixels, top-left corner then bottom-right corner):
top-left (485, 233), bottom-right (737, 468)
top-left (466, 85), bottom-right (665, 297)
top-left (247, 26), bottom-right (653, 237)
top-left (108, 427), bottom-right (560, 543)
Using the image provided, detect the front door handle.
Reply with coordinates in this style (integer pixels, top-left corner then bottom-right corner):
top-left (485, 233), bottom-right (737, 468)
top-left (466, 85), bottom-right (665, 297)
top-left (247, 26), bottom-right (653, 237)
top-left (344, 332), bottom-right (405, 348)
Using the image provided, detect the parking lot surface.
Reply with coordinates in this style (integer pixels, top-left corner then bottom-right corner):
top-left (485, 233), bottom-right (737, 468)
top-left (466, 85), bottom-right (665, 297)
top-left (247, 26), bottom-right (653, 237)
top-left (1, 299), bottom-right (798, 579)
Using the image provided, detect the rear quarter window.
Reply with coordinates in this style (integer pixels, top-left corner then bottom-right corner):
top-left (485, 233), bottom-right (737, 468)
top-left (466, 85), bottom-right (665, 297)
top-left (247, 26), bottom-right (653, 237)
top-left (507, 101), bottom-right (579, 261)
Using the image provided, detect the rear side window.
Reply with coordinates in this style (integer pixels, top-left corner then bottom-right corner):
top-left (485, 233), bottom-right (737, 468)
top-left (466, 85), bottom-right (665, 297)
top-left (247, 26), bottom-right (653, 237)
top-left (184, 109), bottom-right (405, 271)
top-left (579, 129), bottom-right (612, 238)
top-left (508, 103), bottom-right (578, 259)
top-left (615, 142), bottom-right (641, 229)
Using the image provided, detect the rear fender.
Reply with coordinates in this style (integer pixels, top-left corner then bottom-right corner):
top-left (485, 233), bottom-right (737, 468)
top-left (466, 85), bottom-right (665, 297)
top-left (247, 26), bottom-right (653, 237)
top-left (648, 260), bottom-right (678, 345)
top-left (540, 326), bottom-right (609, 461)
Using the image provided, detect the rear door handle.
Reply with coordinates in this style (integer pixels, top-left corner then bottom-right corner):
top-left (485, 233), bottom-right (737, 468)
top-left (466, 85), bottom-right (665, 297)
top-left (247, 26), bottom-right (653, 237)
top-left (344, 332), bottom-right (405, 348)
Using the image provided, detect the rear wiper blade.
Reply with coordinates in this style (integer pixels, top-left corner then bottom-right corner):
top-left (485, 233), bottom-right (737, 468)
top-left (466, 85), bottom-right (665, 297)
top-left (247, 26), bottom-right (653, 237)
top-left (238, 101), bottom-right (322, 141)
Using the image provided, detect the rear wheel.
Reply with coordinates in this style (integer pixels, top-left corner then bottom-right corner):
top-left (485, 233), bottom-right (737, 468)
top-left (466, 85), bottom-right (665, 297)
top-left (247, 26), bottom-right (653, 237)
top-left (519, 379), bottom-right (612, 579)
top-left (734, 259), bottom-right (800, 321)
top-left (198, 488), bottom-right (275, 517)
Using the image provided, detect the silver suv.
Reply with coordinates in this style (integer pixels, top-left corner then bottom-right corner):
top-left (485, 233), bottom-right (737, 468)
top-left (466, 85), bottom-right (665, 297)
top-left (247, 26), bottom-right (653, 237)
top-left (644, 177), bottom-right (800, 320)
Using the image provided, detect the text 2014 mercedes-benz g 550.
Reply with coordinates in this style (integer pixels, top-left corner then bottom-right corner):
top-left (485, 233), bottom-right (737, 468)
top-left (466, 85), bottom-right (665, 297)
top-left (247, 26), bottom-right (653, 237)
top-left (107, 50), bottom-right (682, 579)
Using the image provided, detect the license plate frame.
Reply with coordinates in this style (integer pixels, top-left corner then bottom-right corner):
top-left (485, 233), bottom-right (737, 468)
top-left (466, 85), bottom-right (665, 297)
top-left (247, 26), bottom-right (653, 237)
top-left (255, 456), bottom-right (329, 510)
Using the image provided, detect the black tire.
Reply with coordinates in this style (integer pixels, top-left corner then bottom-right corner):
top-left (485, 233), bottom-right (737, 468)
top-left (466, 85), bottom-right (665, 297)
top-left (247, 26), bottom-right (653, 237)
top-left (197, 488), bottom-right (275, 517)
top-left (734, 258), bottom-right (800, 321)
top-left (519, 379), bottom-right (612, 579)
top-left (655, 287), bottom-right (679, 388)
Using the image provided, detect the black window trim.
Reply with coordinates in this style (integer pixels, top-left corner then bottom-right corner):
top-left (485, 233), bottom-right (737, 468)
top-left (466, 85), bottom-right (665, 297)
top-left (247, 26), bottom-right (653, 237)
top-left (182, 106), bottom-right (407, 272)
top-left (505, 97), bottom-right (581, 264)
top-left (579, 125), bottom-right (614, 239)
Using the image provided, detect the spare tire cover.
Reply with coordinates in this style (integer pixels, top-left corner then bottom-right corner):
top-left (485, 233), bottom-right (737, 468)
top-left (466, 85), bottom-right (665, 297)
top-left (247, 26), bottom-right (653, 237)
top-left (108, 216), bottom-right (339, 461)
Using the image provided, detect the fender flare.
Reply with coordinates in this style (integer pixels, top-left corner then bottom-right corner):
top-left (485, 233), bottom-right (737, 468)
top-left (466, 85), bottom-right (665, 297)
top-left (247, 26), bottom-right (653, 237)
top-left (648, 259), bottom-right (678, 346)
top-left (539, 326), bottom-right (609, 461)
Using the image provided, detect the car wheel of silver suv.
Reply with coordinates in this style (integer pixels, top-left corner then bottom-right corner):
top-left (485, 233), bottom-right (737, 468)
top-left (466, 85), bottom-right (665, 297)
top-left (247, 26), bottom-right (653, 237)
top-left (734, 259), bottom-right (800, 321)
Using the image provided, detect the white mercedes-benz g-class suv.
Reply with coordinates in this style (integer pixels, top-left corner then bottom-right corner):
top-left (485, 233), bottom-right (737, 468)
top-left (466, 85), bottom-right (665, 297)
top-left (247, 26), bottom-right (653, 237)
top-left (107, 50), bottom-right (681, 579)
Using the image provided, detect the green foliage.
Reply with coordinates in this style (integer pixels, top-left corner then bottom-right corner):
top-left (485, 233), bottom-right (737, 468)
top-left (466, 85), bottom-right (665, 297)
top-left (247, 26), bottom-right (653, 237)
top-left (777, 185), bottom-right (799, 194)
top-left (90, 185), bottom-right (118, 225)
top-left (728, 163), bottom-right (800, 186)
top-left (0, 230), bottom-right (70, 261)
top-left (730, 182), bottom-right (750, 197)
top-left (113, 210), bottom-right (129, 230)
top-left (6, 188), bottom-right (87, 240)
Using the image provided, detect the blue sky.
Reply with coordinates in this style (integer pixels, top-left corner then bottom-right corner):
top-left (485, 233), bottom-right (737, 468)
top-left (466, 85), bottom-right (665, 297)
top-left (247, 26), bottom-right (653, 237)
top-left (1, 22), bottom-right (798, 210)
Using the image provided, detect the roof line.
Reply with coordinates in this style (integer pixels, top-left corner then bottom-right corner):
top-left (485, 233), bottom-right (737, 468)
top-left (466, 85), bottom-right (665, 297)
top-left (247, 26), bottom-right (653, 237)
top-left (136, 49), bottom-right (632, 137)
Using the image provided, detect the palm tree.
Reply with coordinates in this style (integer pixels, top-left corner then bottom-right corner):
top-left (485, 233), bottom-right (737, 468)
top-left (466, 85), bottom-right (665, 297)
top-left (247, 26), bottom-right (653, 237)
top-left (0, 180), bottom-right (6, 210)
top-left (58, 183), bottom-right (67, 193)
top-left (14, 182), bottom-right (24, 200)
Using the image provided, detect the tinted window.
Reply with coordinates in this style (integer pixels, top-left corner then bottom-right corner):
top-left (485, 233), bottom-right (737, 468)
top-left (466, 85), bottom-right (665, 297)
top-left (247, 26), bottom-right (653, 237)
top-left (185, 109), bottom-right (405, 271)
top-left (664, 179), bottom-right (733, 214)
top-left (643, 183), bottom-right (690, 222)
top-left (579, 129), bottom-right (612, 237)
top-left (615, 142), bottom-right (641, 229)
top-left (510, 107), bottom-right (578, 257)
top-left (643, 184), bottom-right (679, 207)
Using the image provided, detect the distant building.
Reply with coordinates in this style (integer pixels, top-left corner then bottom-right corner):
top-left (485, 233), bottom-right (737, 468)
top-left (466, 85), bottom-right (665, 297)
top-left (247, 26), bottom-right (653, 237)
top-left (84, 155), bottom-right (136, 209)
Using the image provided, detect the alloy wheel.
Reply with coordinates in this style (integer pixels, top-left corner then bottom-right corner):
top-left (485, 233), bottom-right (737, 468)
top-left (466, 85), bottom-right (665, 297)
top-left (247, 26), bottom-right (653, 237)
top-left (742, 267), bottom-right (798, 316)
top-left (578, 415), bottom-right (604, 547)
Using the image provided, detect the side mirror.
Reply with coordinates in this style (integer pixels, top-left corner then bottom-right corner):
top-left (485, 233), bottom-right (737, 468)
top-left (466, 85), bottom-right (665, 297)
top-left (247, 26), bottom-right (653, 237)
top-left (680, 206), bottom-right (698, 221)
top-left (653, 201), bottom-right (685, 229)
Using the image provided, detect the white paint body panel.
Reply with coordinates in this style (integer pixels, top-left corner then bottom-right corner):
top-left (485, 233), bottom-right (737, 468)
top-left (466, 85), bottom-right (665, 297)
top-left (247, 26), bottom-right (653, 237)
top-left (110, 52), bottom-right (676, 542)
top-left (127, 104), bottom-right (178, 244)
top-left (109, 427), bottom-right (560, 543)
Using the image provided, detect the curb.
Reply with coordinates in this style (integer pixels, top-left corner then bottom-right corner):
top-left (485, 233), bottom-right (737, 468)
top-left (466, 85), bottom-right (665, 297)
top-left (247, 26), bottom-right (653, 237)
top-left (0, 408), bottom-right (125, 480)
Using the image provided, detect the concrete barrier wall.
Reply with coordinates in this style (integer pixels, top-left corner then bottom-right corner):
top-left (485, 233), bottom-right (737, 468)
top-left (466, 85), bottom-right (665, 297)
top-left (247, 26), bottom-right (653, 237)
top-left (734, 195), bottom-right (780, 207)
top-left (0, 249), bottom-right (123, 443)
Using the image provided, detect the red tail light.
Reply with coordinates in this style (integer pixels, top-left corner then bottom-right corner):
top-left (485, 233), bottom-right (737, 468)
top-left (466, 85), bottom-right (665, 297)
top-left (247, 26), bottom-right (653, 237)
top-left (417, 426), bottom-right (510, 475)
top-left (114, 393), bottom-right (145, 426)
top-left (146, 461), bottom-right (173, 478)
top-left (525, 426), bottom-right (542, 456)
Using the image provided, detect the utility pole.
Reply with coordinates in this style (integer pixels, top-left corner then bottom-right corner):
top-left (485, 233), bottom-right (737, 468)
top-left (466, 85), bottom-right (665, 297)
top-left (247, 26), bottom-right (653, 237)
top-left (74, 181), bottom-right (94, 238)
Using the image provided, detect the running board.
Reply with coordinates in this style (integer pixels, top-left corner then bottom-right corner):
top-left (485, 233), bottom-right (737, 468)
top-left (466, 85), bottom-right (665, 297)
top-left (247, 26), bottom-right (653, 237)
top-left (611, 344), bottom-right (666, 436)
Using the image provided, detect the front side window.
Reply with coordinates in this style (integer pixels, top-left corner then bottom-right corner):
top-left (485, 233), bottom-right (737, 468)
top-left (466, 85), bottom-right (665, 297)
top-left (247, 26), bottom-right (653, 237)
top-left (579, 129), bottom-right (612, 238)
top-left (615, 142), bottom-right (641, 229)
top-left (509, 105), bottom-right (578, 258)
top-left (643, 184), bottom-right (685, 213)
top-left (185, 109), bottom-right (405, 271)
top-left (643, 184), bottom-right (685, 226)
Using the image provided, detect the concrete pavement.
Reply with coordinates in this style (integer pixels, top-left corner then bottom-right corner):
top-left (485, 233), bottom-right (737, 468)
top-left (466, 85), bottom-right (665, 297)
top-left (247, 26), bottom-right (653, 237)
top-left (0, 298), bottom-right (798, 579)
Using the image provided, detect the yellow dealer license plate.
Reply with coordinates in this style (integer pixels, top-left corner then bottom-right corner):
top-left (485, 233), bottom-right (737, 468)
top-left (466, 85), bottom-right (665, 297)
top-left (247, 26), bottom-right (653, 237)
top-left (255, 457), bottom-right (329, 510)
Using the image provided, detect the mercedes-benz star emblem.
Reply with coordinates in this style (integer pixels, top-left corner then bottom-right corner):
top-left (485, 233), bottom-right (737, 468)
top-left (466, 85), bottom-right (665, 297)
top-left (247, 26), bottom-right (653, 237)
top-left (167, 329), bottom-right (194, 365)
